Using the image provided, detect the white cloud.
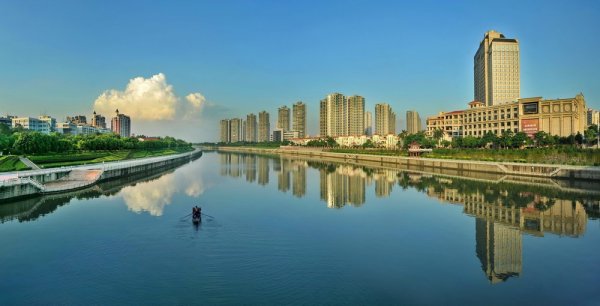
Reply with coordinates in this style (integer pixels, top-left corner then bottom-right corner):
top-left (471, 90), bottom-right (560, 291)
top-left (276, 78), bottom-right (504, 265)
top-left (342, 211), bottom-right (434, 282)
top-left (186, 93), bottom-right (206, 110)
top-left (92, 72), bottom-right (223, 141)
top-left (93, 73), bottom-right (179, 120)
top-left (183, 92), bottom-right (207, 120)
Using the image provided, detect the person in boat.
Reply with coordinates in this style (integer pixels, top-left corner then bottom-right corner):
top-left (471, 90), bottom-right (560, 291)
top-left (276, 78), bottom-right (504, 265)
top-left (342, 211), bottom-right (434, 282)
top-left (192, 206), bottom-right (201, 219)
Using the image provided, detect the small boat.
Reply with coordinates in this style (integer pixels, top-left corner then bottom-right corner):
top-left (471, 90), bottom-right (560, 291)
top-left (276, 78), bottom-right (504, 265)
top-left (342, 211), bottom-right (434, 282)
top-left (192, 215), bottom-right (201, 224)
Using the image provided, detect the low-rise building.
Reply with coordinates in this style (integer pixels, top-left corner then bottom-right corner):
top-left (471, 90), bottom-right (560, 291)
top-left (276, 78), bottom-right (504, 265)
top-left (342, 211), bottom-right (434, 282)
top-left (11, 117), bottom-right (51, 134)
top-left (77, 124), bottom-right (98, 135)
top-left (56, 122), bottom-right (77, 134)
top-left (371, 134), bottom-right (399, 149)
top-left (38, 115), bottom-right (57, 132)
top-left (0, 116), bottom-right (15, 127)
top-left (426, 94), bottom-right (587, 139)
top-left (335, 135), bottom-right (368, 147)
top-left (272, 129), bottom-right (283, 142)
top-left (283, 130), bottom-right (300, 141)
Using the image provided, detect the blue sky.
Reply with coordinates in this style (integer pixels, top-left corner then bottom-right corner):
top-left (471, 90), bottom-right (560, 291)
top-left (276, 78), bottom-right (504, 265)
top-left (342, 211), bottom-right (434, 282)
top-left (0, 0), bottom-right (598, 141)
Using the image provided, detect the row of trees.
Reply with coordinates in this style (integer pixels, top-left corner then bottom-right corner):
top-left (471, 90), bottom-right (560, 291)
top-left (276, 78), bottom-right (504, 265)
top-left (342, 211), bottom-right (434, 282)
top-left (0, 125), bottom-right (191, 155)
top-left (401, 125), bottom-right (599, 149)
top-left (209, 124), bottom-right (599, 151)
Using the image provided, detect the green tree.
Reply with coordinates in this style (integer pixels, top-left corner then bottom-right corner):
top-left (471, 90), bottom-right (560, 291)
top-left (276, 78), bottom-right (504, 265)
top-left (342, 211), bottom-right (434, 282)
top-left (481, 131), bottom-right (499, 148)
top-left (500, 130), bottom-right (514, 149)
top-left (462, 136), bottom-right (480, 148)
top-left (575, 132), bottom-right (584, 145)
top-left (432, 129), bottom-right (444, 147)
top-left (325, 136), bottom-right (337, 147)
top-left (451, 136), bottom-right (463, 148)
top-left (584, 125), bottom-right (598, 146)
top-left (362, 139), bottom-right (375, 148)
top-left (512, 132), bottom-right (529, 148)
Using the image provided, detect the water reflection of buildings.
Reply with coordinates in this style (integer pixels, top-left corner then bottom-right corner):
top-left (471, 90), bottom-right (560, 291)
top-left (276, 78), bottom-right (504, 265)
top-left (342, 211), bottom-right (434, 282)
top-left (420, 175), bottom-right (590, 283)
top-left (245, 155), bottom-right (256, 183)
top-left (374, 169), bottom-right (396, 198)
top-left (258, 156), bottom-right (269, 186)
top-left (476, 220), bottom-right (522, 283)
top-left (292, 161), bottom-right (307, 198)
top-left (218, 152), bottom-right (600, 284)
top-left (319, 166), bottom-right (366, 208)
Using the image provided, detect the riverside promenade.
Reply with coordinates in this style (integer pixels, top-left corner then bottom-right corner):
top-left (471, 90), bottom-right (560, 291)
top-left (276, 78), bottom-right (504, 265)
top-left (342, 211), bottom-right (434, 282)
top-left (216, 146), bottom-right (600, 181)
top-left (0, 149), bottom-right (202, 201)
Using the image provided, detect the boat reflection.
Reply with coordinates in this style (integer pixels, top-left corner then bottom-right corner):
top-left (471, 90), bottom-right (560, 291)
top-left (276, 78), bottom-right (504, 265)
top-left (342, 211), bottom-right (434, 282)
top-left (218, 151), bottom-right (600, 284)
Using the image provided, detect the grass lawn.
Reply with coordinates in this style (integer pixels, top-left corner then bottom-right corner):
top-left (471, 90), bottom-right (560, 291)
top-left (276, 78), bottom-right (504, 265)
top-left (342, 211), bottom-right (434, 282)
top-left (0, 156), bottom-right (31, 172)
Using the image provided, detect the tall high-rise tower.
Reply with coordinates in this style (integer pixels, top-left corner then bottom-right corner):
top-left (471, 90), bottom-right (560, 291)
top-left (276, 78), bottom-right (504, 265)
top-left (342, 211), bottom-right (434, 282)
top-left (474, 30), bottom-right (520, 106)
top-left (258, 111), bottom-right (270, 142)
top-left (91, 111), bottom-right (106, 129)
top-left (246, 113), bottom-right (258, 142)
top-left (220, 119), bottom-right (230, 143)
top-left (229, 118), bottom-right (242, 142)
top-left (277, 106), bottom-right (290, 132)
top-left (292, 102), bottom-right (307, 138)
top-left (319, 93), bottom-right (347, 137)
top-left (375, 103), bottom-right (395, 135)
top-left (319, 99), bottom-right (328, 137)
top-left (364, 111), bottom-right (372, 136)
top-left (347, 95), bottom-right (365, 136)
top-left (111, 109), bottom-right (131, 137)
top-left (406, 110), bottom-right (422, 134)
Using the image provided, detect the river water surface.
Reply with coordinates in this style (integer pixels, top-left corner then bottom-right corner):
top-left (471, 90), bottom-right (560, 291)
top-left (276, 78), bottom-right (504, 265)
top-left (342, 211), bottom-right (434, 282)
top-left (1, 152), bottom-right (599, 305)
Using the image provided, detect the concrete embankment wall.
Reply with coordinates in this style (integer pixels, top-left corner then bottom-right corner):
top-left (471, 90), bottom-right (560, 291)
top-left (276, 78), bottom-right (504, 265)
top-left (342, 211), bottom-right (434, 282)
top-left (0, 150), bottom-right (202, 202)
top-left (98, 153), bottom-right (198, 181)
top-left (217, 147), bottom-right (600, 180)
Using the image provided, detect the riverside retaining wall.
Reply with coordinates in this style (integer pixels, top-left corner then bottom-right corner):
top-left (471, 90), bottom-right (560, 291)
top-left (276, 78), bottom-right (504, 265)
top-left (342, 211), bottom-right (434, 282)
top-left (216, 147), bottom-right (600, 180)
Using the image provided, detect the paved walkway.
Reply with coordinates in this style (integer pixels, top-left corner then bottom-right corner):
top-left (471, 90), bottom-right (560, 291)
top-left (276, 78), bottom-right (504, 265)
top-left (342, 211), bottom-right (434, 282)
top-left (43, 169), bottom-right (103, 192)
top-left (19, 157), bottom-right (40, 170)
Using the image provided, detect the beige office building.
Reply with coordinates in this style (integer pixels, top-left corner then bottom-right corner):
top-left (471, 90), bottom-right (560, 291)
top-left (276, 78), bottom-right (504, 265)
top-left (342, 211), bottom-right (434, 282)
top-left (406, 110), bottom-right (422, 134)
top-left (375, 103), bottom-right (396, 135)
top-left (474, 30), bottom-right (520, 106)
top-left (258, 111), bottom-right (270, 142)
top-left (292, 101), bottom-right (307, 138)
top-left (277, 106), bottom-right (290, 132)
top-left (426, 94), bottom-right (587, 139)
top-left (246, 113), bottom-right (257, 142)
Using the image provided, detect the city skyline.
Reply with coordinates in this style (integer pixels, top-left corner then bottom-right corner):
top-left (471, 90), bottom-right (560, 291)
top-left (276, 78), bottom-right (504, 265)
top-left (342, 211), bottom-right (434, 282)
top-left (1, 1), bottom-right (599, 142)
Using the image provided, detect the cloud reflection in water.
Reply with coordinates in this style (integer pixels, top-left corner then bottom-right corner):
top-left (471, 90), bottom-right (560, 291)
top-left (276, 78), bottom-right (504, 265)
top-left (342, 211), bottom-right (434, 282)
top-left (119, 164), bottom-right (205, 216)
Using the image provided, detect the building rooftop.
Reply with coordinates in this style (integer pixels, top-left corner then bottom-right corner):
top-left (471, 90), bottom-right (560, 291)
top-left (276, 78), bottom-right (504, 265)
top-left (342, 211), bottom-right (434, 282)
top-left (492, 38), bottom-right (518, 43)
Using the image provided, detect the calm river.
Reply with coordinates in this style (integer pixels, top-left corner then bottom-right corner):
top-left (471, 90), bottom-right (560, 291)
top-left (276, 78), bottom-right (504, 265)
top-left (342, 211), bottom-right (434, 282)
top-left (1, 151), bottom-right (599, 305)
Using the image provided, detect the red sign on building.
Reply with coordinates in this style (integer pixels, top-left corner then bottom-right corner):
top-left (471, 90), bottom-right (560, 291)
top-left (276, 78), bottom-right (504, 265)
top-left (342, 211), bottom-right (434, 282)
top-left (521, 119), bottom-right (539, 138)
